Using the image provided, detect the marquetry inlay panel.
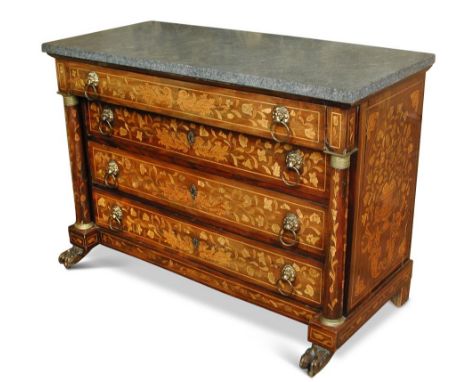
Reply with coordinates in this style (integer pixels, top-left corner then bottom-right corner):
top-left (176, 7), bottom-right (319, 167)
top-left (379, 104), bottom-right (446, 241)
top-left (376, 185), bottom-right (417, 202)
top-left (94, 191), bottom-right (323, 305)
top-left (89, 142), bottom-right (326, 253)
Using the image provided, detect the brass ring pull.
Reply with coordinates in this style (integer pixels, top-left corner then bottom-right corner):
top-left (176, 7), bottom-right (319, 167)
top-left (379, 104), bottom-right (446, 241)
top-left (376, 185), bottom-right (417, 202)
top-left (98, 107), bottom-right (114, 136)
top-left (279, 227), bottom-right (298, 247)
top-left (281, 149), bottom-right (304, 187)
top-left (104, 159), bottom-right (119, 188)
top-left (84, 71), bottom-right (99, 101)
top-left (270, 105), bottom-right (291, 143)
top-left (281, 167), bottom-right (301, 186)
top-left (276, 264), bottom-right (296, 297)
top-left (108, 205), bottom-right (123, 231)
top-left (279, 213), bottom-right (300, 247)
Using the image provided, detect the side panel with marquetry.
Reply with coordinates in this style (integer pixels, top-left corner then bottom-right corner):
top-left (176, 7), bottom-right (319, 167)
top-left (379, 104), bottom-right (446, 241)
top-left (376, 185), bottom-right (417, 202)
top-left (347, 74), bottom-right (425, 310)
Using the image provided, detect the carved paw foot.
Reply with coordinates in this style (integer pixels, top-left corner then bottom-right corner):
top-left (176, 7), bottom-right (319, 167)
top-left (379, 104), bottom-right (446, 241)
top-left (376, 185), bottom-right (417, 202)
top-left (299, 344), bottom-right (333, 377)
top-left (58, 246), bottom-right (85, 269)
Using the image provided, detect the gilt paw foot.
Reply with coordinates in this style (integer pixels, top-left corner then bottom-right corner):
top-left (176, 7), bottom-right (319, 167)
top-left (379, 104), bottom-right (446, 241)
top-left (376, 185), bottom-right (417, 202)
top-left (299, 344), bottom-right (333, 377)
top-left (58, 246), bottom-right (85, 269)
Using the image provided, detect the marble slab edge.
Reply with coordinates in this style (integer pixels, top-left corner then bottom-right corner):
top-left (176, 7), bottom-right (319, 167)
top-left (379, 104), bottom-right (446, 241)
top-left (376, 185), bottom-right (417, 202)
top-left (42, 42), bottom-right (435, 105)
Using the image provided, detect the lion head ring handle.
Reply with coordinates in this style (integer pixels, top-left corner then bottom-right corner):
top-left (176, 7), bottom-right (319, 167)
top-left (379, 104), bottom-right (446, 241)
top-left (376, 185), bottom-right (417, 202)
top-left (108, 205), bottom-right (123, 231)
top-left (279, 213), bottom-right (300, 247)
top-left (84, 71), bottom-right (99, 101)
top-left (99, 107), bottom-right (114, 136)
top-left (276, 264), bottom-right (297, 297)
top-left (281, 149), bottom-right (304, 187)
top-left (269, 105), bottom-right (292, 143)
top-left (104, 159), bottom-right (119, 189)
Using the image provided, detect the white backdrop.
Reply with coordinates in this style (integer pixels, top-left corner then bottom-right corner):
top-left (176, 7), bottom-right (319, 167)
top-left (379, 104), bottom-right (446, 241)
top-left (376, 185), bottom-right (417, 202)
top-left (1, 1), bottom-right (466, 381)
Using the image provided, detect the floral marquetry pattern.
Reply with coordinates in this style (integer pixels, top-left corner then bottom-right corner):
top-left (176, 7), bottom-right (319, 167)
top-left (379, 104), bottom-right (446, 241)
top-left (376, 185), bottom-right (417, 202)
top-left (348, 79), bottom-right (424, 309)
top-left (326, 171), bottom-right (340, 312)
top-left (86, 102), bottom-right (327, 195)
top-left (325, 107), bottom-right (358, 153)
top-left (58, 60), bottom-right (325, 149)
top-left (328, 112), bottom-right (343, 149)
top-left (94, 192), bottom-right (323, 305)
top-left (89, 143), bottom-right (325, 252)
top-left (322, 165), bottom-right (349, 319)
top-left (56, 62), bottom-right (67, 90)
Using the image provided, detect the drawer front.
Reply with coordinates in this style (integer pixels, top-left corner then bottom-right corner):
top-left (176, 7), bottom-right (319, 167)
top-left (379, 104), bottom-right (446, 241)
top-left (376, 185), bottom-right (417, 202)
top-left (93, 190), bottom-right (323, 306)
top-left (86, 102), bottom-right (328, 198)
top-left (57, 60), bottom-right (326, 150)
top-left (89, 142), bottom-right (326, 254)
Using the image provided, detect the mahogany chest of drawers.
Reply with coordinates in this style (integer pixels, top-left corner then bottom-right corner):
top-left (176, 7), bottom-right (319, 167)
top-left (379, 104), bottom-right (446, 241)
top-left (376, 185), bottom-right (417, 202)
top-left (42, 21), bottom-right (434, 377)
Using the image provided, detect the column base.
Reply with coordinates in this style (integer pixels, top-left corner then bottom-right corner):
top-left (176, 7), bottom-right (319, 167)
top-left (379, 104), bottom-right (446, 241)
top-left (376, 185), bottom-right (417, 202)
top-left (319, 315), bottom-right (346, 327)
top-left (59, 223), bottom-right (100, 269)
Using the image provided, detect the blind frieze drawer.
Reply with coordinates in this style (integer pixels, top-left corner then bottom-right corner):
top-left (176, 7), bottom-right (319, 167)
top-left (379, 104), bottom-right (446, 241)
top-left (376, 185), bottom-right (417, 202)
top-left (57, 60), bottom-right (326, 150)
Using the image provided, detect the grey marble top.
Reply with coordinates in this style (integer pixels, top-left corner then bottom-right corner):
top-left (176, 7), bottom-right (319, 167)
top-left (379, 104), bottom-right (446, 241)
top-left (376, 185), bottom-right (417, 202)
top-left (42, 21), bottom-right (434, 104)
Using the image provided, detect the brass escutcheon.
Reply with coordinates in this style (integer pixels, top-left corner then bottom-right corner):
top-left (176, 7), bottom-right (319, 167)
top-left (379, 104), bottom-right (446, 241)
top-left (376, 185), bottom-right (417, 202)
top-left (192, 236), bottom-right (200, 251)
top-left (187, 130), bottom-right (196, 146)
top-left (189, 184), bottom-right (198, 201)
